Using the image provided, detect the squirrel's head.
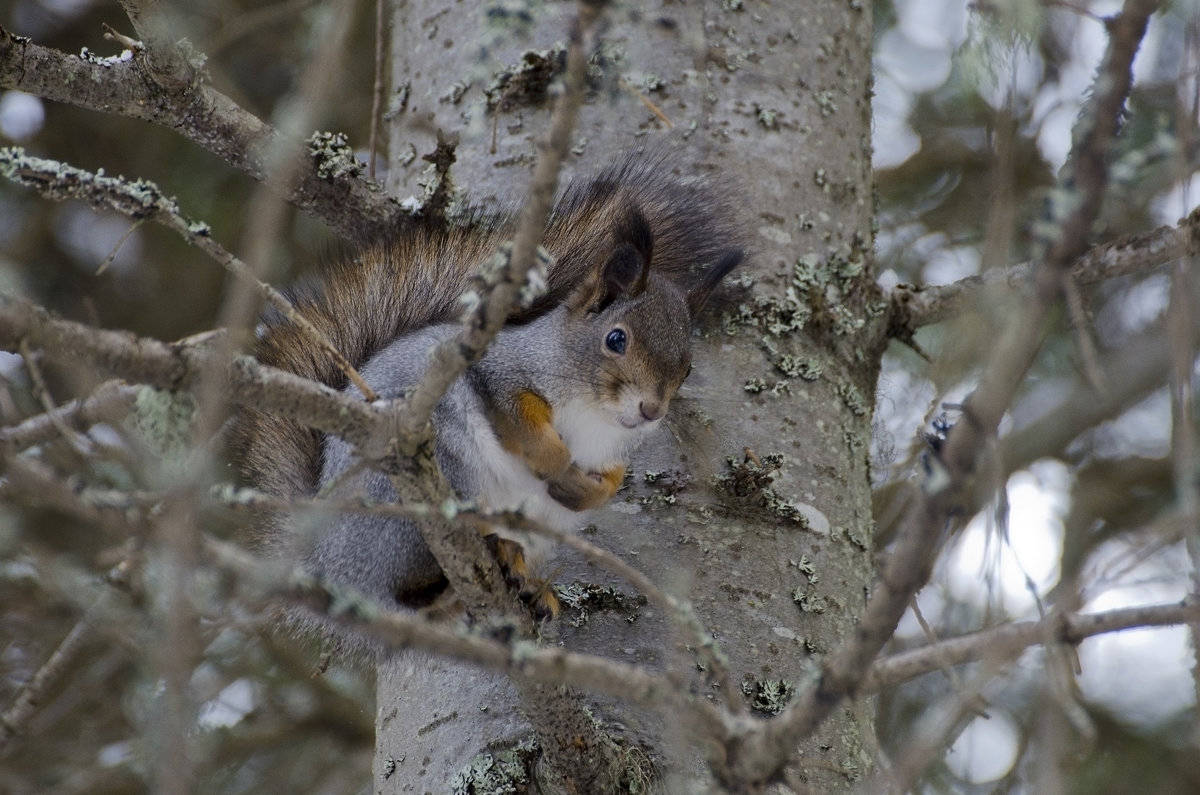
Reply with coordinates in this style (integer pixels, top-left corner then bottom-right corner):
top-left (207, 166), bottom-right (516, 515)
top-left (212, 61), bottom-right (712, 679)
top-left (562, 208), bottom-right (743, 431)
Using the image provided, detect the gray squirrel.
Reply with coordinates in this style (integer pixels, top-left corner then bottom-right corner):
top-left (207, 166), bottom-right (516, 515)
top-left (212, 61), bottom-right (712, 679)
top-left (232, 156), bottom-right (743, 645)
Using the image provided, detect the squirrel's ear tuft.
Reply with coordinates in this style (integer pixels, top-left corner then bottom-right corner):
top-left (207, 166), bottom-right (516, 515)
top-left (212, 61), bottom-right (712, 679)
top-left (571, 207), bottom-right (654, 313)
top-left (617, 207), bottom-right (654, 294)
top-left (687, 249), bottom-right (743, 317)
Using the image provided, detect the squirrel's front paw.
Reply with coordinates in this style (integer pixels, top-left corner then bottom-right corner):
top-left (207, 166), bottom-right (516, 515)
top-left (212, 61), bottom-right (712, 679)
top-left (483, 534), bottom-right (559, 620)
top-left (546, 464), bottom-right (625, 511)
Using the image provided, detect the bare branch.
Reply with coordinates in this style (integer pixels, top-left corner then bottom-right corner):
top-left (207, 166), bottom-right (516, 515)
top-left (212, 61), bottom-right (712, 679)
top-left (864, 599), bottom-right (1200, 693)
top-left (0, 296), bottom-right (390, 453)
top-left (117, 0), bottom-right (191, 86)
top-left (1001, 308), bottom-right (1195, 470)
top-left (0, 380), bottom-right (139, 455)
top-left (877, 299), bottom-right (1199, 546)
top-left (0, 592), bottom-right (116, 754)
top-left (1166, 230), bottom-right (1200, 732)
top-left (0, 148), bottom-right (378, 400)
top-left (0, 25), bottom-right (404, 242)
top-left (890, 208), bottom-right (1198, 331)
top-left (198, 535), bottom-right (733, 743)
top-left (869, 659), bottom-right (1003, 793)
top-left (368, 0), bottom-right (386, 181)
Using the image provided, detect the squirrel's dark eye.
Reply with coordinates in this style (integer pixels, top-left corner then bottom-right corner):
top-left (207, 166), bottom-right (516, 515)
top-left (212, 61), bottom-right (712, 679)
top-left (605, 328), bottom-right (627, 354)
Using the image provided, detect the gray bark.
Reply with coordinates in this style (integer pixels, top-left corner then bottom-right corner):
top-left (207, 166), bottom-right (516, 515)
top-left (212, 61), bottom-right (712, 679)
top-left (376, 2), bottom-right (879, 791)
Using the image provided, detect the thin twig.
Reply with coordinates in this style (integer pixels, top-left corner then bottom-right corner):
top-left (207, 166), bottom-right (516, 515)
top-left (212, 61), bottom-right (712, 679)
top-left (198, 534), bottom-right (734, 743)
top-left (0, 24), bottom-right (403, 241)
top-left (0, 149), bottom-right (377, 401)
top-left (0, 295), bottom-right (390, 454)
top-left (399, 3), bottom-right (600, 447)
top-left (0, 380), bottom-right (139, 454)
top-left (216, 0), bottom-right (368, 442)
top-left (0, 597), bottom-right (108, 754)
top-left (377, 2), bottom-right (605, 625)
top-left (207, 0), bottom-right (320, 54)
top-left (620, 78), bottom-right (674, 129)
top-left (368, 0), bottom-right (386, 181)
top-left (890, 207), bottom-right (1199, 331)
top-left (18, 339), bottom-right (93, 459)
top-left (863, 599), bottom-right (1200, 693)
top-left (1062, 272), bottom-right (1108, 395)
top-left (868, 660), bottom-right (1002, 794)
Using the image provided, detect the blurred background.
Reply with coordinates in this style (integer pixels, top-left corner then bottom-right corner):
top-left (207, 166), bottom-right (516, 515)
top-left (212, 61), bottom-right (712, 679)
top-left (2, 0), bottom-right (1199, 792)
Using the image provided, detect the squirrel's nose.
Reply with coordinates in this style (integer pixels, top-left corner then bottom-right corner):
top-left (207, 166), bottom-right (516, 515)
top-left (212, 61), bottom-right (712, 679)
top-left (639, 400), bottom-right (665, 422)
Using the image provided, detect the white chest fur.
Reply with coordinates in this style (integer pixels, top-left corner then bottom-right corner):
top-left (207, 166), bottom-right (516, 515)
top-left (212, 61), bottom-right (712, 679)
top-left (466, 396), bottom-right (650, 563)
top-left (553, 396), bottom-right (648, 471)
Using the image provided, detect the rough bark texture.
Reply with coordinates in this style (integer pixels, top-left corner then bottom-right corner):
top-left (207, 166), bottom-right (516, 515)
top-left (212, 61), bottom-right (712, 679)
top-left (375, 2), bottom-right (878, 791)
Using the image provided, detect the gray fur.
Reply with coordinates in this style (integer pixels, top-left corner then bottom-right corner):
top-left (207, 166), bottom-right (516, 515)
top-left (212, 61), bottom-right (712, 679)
top-left (308, 275), bottom-right (687, 622)
top-left (281, 189), bottom-right (743, 663)
top-left (311, 326), bottom-right (465, 606)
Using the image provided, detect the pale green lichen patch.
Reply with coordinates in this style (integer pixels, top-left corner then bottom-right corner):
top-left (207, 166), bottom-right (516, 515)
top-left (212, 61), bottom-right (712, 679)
top-left (385, 80), bottom-right (410, 121)
top-left (132, 386), bottom-right (196, 477)
top-left (816, 89), bottom-right (838, 117)
top-left (795, 357), bottom-right (823, 381)
top-left (792, 586), bottom-right (828, 613)
top-left (440, 80), bottom-right (471, 105)
top-left (634, 73), bottom-right (665, 92)
top-left (838, 524), bottom-right (871, 551)
top-left (637, 468), bottom-right (690, 507)
top-left (714, 452), bottom-right (784, 500)
top-left (450, 737), bottom-right (539, 795)
top-left (729, 235), bottom-right (875, 344)
top-left (742, 678), bottom-right (794, 715)
top-left (587, 40), bottom-right (627, 84)
top-left (755, 105), bottom-right (780, 130)
top-left (790, 555), bottom-right (819, 584)
top-left (713, 454), bottom-right (812, 529)
top-left (835, 382), bottom-right (868, 416)
top-left (729, 287), bottom-right (811, 338)
top-left (744, 376), bottom-right (791, 395)
top-left (683, 406), bottom-right (714, 428)
top-left (78, 46), bottom-right (136, 67)
top-left (556, 581), bottom-right (648, 628)
top-left (775, 352), bottom-right (823, 382)
top-left (0, 147), bottom-right (188, 223)
top-left (763, 487), bottom-right (811, 527)
top-left (307, 131), bottom-right (363, 181)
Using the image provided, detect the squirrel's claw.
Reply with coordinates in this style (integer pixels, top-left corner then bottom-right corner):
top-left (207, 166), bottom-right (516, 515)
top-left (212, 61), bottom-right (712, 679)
top-left (546, 464), bottom-right (625, 511)
top-left (483, 534), bottom-right (560, 620)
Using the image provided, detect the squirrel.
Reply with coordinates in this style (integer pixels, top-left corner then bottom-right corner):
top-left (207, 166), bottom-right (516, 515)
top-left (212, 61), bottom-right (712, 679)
top-left (232, 155), bottom-right (743, 649)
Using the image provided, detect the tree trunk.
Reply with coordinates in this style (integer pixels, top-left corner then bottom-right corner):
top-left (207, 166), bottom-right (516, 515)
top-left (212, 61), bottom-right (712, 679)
top-left (376, 1), bottom-right (879, 791)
